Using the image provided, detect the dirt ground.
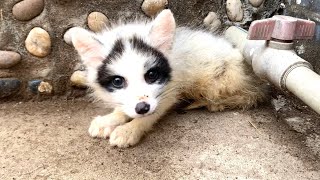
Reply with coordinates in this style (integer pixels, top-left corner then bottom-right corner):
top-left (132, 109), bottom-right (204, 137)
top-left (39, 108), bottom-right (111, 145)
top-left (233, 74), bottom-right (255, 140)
top-left (0, 99), bottom-right (319, 180)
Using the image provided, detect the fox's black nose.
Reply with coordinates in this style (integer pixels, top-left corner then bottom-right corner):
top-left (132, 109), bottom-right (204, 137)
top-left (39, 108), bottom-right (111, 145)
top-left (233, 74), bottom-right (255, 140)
top-left (135, 102), bottom-right (150, 114)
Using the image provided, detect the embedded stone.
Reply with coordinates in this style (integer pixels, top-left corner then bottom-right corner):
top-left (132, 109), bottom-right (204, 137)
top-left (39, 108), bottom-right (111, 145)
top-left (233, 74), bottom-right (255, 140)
top-left (28, 80), bottom-right (42, 93)
top-left (226, 0), bottom-right (243, 22)
top-left (141, 0), bottom-right (168, 17)
top-left (38, 81), bottom-right (52, 94)
top-left (31, 67), bottom-right (51, 78)
top-left (70, 71), bottom-right (87, 87)
top-left (0, 78), bottom-right (21, 98)
top-left (249, 0), bottom-right (264, 7)
top-left (87, 12), bottom-right (110, 32)
top-left (25, 27), bottom-right (51, 57)
top-left (12, 0), bottom-right (44, 21)
top-left (203, 12), bottom-right (221, 32)
top-left (63, 27), bottom-right (83, 45)
top-left (0, 51), bottom-right (21, 69)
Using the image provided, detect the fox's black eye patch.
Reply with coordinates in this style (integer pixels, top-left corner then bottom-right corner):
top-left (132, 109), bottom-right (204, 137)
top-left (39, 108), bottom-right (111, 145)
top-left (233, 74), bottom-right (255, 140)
top-left (130, 36), bottom-right (171, 85)
top-left (97, 39), bottom-right (126, 92)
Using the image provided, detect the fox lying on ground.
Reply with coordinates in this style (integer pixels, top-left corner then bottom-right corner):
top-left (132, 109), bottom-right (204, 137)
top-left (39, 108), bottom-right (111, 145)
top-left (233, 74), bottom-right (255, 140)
top-left (71, 9), bottom-right (267, 148)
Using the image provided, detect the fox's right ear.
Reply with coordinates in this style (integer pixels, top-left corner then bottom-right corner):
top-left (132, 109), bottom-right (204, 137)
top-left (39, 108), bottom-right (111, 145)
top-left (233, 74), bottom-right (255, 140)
top-left (68, 27), bottom-right (106, 68)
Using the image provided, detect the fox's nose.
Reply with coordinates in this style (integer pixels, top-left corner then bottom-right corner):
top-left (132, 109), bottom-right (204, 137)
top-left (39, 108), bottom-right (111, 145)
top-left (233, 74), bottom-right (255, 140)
top-left (135, 102), bottom-right (150, 114)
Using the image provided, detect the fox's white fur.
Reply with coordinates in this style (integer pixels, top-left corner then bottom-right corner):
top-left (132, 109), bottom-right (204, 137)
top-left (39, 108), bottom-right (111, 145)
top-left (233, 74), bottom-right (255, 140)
top-left (71, 10), bottom-right (266, 148)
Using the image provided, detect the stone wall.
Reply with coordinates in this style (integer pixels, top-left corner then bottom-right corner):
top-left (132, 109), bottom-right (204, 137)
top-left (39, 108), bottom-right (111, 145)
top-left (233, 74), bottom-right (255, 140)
top-left (285, 0), bottom-right (320, 74)
top-left (0, 0), bottom-right (285, 100)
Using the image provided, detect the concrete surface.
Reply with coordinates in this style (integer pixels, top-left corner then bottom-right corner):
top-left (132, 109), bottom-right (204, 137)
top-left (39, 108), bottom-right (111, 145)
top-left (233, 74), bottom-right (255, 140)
top-left (0, 99), bottom-right (319, 179)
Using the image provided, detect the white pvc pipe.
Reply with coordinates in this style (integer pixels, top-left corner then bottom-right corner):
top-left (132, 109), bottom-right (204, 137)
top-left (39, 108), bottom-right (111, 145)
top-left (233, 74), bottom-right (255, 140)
top-left (225, 26), bottom-right (320, 115)
top-left (286, 67), bottom-right (320, 114)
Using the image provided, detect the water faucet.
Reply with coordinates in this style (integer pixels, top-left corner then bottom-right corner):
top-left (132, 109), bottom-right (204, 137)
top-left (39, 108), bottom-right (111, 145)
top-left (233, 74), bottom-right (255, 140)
top-left (225, 16), bottom-right (320, 114)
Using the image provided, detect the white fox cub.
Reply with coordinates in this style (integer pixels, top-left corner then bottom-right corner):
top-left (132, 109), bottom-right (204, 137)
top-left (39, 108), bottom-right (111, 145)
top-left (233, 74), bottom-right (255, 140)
top-left (71, 9), bottom-right (267, 148)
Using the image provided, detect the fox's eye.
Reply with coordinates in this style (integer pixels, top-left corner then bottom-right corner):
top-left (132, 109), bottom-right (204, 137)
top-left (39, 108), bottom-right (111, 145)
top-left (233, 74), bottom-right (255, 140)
top-left (145, 70), bottom-right (159, 84)
top-left (112, 76), bottom-right (125, 88)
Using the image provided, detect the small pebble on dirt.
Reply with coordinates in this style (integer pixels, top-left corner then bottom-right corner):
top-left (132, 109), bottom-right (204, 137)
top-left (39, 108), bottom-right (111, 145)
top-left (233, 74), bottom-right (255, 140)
top-left (12, 0), bottom-right (44, 21)
top-left (203, 12), bottom-right (221, 32)
top-left (38, 81), bottom-right (53, 94)
top-left (249, 0), bottom-right (264, 7)
top-left (0, 51), bottom-right (21, 69)
top-left (25, 27), bottom-right (51, 57)
top-left (141, 0), bottom-right (168, 17)
top-left (70, 70), bottom-right (87, 87)
top-left (87, 12), bottom-right (110, 32)
top-left (226, 0), bottom-right (243, 22)
top-left (63, 27), bottom-right (82, 45)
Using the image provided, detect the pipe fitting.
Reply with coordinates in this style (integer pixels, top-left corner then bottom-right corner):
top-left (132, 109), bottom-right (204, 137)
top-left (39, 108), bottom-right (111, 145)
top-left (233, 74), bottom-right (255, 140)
top-left (225, 17), bottom-right (320, 114)
top-left (243, 41), bottom-right (313, 89)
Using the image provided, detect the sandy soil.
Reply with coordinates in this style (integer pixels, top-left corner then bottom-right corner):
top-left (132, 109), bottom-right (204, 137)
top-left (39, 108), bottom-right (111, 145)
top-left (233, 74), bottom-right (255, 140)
top-left (0, 99), bottom-right (319, 179)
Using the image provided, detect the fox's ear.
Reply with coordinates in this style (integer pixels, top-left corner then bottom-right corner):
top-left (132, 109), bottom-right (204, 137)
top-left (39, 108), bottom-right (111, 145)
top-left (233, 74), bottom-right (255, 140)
top-left (149, 9), bottom-right (176, 54)
top-left (69, 27), bottom-right (106, 68)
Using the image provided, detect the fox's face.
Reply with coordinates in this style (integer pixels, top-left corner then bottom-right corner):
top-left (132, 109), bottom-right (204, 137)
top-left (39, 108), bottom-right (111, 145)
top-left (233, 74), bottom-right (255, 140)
top-left (71, 10), bottom-right (176, 118)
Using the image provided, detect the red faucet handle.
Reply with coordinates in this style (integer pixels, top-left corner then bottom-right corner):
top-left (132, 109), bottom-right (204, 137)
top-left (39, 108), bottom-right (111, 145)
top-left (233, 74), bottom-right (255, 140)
top-left (247, 15), bottom-right (316, 41)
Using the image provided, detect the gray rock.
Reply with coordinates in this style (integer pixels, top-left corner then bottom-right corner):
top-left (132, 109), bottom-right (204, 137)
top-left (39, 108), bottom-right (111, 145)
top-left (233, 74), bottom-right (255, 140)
top-left (28, 80), bottom-right (42, 93)
top-left (0, 51), bottom-right (21, 69)
top-left (0, 78), bottom-right (21, 98)
top-left (12, 0), bottom-right (45, 21)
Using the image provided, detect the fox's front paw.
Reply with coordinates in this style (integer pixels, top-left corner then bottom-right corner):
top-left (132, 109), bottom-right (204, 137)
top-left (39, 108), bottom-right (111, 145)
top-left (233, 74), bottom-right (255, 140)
top-left (109, 123), bottom-right (143, 148)
top-left (88, 115), bottom-right (118, 138)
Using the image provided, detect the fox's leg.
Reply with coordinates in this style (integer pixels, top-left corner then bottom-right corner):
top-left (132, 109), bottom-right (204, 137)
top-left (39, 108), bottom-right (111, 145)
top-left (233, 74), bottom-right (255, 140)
top-left (109, 97), bottom-right (177, 148)
top-left (88, 108), bottom-right (130, 138)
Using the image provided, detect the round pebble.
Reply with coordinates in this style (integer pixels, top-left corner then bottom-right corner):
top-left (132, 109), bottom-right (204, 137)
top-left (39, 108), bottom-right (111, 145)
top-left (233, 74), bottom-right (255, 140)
top-left (249, 0), bottom-right (264, 7)
top-left (141, 0), bottom-right (168, 17)
top-left (0, 51), bottom-right (21, 69)
top-left (38, 81), bottom-right (53, 94)
top-left (87, 12), bottom-right (110, 32)
top-left (12, 0), bottom-right (44, 21)
top-left (226, 0), bottom-right (243, 22)
top-left (25, 27), bottom-right (51, 57)
top-left (203, 12), bottom-right (221, 32)
top-left (70, 70), bottom-right (87, 87)
top-left (63, 27), bottom-right (83, 45)
top-left (0, 78), bottom-right (21, 98)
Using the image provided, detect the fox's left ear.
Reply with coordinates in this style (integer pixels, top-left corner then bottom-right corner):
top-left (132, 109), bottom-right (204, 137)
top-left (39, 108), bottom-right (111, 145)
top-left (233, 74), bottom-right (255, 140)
top-left (149, 9), bottom-right (176, 54)
top-left (70, 27), bottom-right (106, 68)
